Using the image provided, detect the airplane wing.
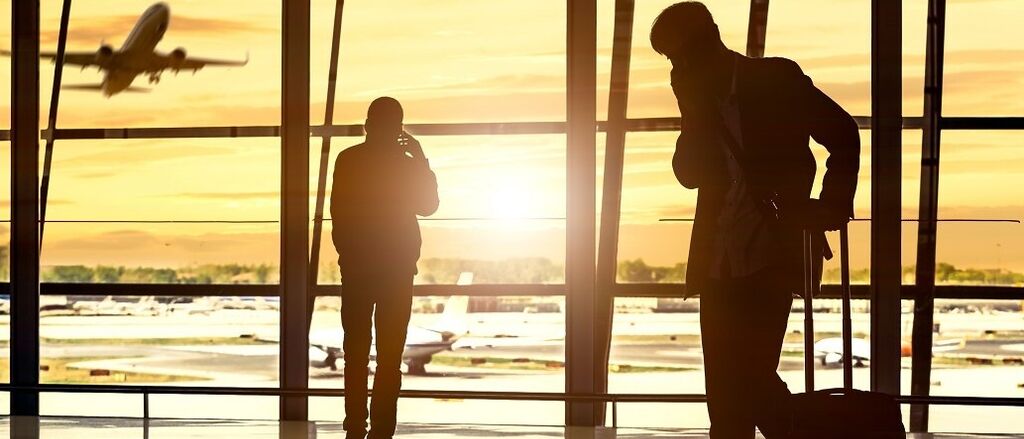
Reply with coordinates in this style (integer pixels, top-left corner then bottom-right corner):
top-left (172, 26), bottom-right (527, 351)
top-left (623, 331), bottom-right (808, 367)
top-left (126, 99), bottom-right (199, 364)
top-left (63, 83), bottom-right (150, 93)
top-left (0, 49), bottom-right (100, 68)
top-left (150, 50), bottom-right (248, 72)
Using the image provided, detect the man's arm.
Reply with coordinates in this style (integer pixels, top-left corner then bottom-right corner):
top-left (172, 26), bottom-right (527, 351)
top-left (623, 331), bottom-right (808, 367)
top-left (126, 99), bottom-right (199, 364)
top-left (670, 88), bottom-right (720, 190)
top-left (401, 133), bottom-right (440, 216)
top-left (329, 153), bottom-right (348, 251)
top-left (789, 60), bottom-right (861, 219)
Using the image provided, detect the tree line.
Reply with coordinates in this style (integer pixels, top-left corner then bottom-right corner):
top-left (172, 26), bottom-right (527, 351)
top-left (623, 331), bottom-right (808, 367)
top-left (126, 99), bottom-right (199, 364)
top-left (0, 245), bottom-right (1020, 286)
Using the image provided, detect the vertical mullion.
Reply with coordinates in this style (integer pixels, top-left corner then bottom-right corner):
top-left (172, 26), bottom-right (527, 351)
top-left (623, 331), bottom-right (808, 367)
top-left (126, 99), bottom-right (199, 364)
top-left (281, 0), bottom-right (311, 422)
top-left (11, 0), bottom-right (41, 418)
top-left (870, 0), bottom-right (903, 396)
top-left (746, 0), bottom-right (770, 58)
top-left (910, 0), bottom-right (946, 431)
top-left (308, 0), bottom-right (346, 331)
top-left (595, 0), bottom-right (634, 426)
top-left (39, 0), bottom-right (72, 245)
top-left (565, 0), bottom-right (598, 427)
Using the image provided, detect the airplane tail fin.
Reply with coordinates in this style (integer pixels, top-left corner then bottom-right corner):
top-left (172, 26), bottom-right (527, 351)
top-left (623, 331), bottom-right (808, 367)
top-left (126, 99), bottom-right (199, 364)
top-left (428, 272), bottom-right (472, 338)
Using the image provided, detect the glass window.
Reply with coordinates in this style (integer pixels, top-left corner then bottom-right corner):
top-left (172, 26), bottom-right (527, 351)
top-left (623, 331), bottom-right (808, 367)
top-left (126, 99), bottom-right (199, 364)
top-left (39, 0), bottom-right (280, 128)
top-left (310, 295), bottom-right (566, 393)
top-left (936, 132), bottom-right (1024, 285)
top-left (768, 0), bottom-right (927, 117)
top-left (312, 134), bottom-right (567, 285)
top-left (943, 0), bottom-right (1024, 116)
top-left (41, 223), bottom-right (279, 282)
top-left (317, 0), bottom-right (566, 125)
top-left (40, 295), bottom-right (279, 387)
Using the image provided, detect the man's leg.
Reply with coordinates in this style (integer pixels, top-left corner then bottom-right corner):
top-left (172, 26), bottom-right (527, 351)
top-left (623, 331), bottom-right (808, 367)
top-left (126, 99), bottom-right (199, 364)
top-left (700, 280), bottom-right (757, 439)
top-left (367, 275), bottom-right (413, 439)
top-left (341, 280), bottom-right (374, 437)
top-left (743, 274), bottom-right (795, 438)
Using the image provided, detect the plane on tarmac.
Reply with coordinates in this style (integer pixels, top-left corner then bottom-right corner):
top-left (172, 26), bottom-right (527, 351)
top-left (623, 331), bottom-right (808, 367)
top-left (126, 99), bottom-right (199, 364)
top-left (307, 294), bottom-right (471, 375)
top-left (2, 2), bottom-right (248, 97)
top-left (813, 336), bottom-right (965, 367)
top-left (262, 273), bottom-right (475, 376)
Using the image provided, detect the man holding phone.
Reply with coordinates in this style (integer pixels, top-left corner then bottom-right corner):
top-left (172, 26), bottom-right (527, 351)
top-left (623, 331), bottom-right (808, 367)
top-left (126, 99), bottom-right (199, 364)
top-left (650, 2), bottom-right (859, 438)
top-left (330, 97), bottom-right (439, 439)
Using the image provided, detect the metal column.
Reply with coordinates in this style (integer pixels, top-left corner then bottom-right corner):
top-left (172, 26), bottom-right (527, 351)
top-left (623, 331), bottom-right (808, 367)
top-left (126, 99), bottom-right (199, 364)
top-left (595, 0), bottom-right (635, 426)
top-left (39, 0), bottom-right (73, 245)
top-left (11, 0), bottom-right (41, 418)
top-left (746, 0), bottom-right (770, 58)
top-left (280, 0), bottom-right (311, 422)
top-left (308, 0), bottom-right (346, 332)
top-left (565, 0), bottom-right (598, 427)
top-left (910, 0), bottom-right (947, 431)
top-left (870, 0), bottom-right (903, 396)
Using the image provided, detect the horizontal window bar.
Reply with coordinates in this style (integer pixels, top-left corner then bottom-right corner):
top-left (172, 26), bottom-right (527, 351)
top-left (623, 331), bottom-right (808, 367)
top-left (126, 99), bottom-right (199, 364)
top-left (613, 284), bottom-right (1024, 300)
top-left (0, 384), bottom-right (1019, 408)
top-left (0, 282), bottom-right (1014, 299)
top-left (0, 117), bottom-right (1022, 142)
top-left (0, 282), bottom-right (566, 297)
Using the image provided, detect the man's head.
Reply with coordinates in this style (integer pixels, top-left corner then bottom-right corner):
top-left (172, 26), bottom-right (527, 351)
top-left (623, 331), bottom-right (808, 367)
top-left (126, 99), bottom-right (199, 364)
top-left (365, 96), bottom-right (404, 143)
top-left (650, 2), bottom-right (724, 68)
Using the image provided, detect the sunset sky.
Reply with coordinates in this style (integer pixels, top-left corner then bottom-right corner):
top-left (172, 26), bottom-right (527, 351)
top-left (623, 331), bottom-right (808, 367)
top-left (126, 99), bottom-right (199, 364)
top-left (0, 0), bottom-right (1021, 280)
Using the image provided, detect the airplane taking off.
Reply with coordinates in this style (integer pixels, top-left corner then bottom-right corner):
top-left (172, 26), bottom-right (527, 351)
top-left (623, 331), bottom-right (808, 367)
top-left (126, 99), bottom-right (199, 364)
top-left (2, 2), bottom-right (247, 97)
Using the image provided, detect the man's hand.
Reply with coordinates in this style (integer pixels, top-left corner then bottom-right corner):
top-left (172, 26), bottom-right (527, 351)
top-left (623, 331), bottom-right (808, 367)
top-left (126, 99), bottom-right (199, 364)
top-left (398, 131), bottom-right (426, 160)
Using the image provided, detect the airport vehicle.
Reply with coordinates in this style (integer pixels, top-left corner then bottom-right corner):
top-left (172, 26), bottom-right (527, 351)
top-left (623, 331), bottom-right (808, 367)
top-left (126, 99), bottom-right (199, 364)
top-left (2, 2), bottom-right (247, 96)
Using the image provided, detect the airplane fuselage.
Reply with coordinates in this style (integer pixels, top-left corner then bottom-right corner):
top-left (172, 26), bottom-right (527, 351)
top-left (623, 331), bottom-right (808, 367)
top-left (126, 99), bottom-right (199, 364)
top-left (101, 2), bottom-right (169, 96)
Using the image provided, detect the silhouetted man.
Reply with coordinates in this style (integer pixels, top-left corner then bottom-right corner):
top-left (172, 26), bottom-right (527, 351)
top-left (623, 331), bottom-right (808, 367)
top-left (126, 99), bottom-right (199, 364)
top-left (651, 3), bottom-right (859, 438)
top-left (331, 97), bottom-right (439, 439)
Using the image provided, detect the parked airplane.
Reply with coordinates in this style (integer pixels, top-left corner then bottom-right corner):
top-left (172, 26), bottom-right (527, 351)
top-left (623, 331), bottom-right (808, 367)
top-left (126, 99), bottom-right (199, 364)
top-left (261, 273), bottom-right (474, 376)
top-left (2, 2), bottom-right (247, 97)
top-left (814, 336), bottom-right (965, 368)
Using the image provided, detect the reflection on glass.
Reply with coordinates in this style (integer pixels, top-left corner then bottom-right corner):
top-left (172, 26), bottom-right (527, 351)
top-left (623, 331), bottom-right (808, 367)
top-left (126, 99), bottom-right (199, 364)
top-left (310, 295), bottom-right (565, 393)
top-left (38, 295), bottom-right (279, 387)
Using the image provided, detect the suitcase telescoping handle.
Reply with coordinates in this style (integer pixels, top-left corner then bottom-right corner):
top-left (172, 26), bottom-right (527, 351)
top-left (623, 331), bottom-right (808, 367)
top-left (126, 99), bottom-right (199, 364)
top-left (803, 224), bottom-right (853, 393)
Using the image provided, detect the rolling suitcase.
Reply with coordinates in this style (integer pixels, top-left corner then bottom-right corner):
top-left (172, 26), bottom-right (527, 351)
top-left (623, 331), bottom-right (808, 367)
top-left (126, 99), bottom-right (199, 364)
top-left (789, 224), bottom-right (906, 438)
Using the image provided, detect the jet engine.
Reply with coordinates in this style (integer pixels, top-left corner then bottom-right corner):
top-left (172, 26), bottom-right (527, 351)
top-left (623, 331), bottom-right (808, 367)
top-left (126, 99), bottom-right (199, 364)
top-left (169, 47), bottom-right (186, 70)
top-left (94, 44), bottom-right (114, 64)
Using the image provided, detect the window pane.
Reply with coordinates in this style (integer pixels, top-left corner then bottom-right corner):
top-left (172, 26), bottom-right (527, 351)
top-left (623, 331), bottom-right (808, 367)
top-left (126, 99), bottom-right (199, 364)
top-left (318, 0), bottom-right (566, 125)
top-left (616, 131), bottom-right (915, 284)
top-left (45, 138), bottom-right (279, 222)
top-left (41, 223), bottom-right (279, 283)
top-left (937, 131), bottom-right (1024, 285)
top-left (312, 135), bottom-right (567, 285)
top-left (944, 0), bottom-right (1024, 116)
top-left (40, 295), bottom-right (279, 387)
top-left (38, 0), bottom-right (279, 128)
top-left (768, 0), bottom-right (927, 116)
top-left (625, 1), bottom-right (749, 119)
top-left (310, 295), bottom-right (565, 393)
